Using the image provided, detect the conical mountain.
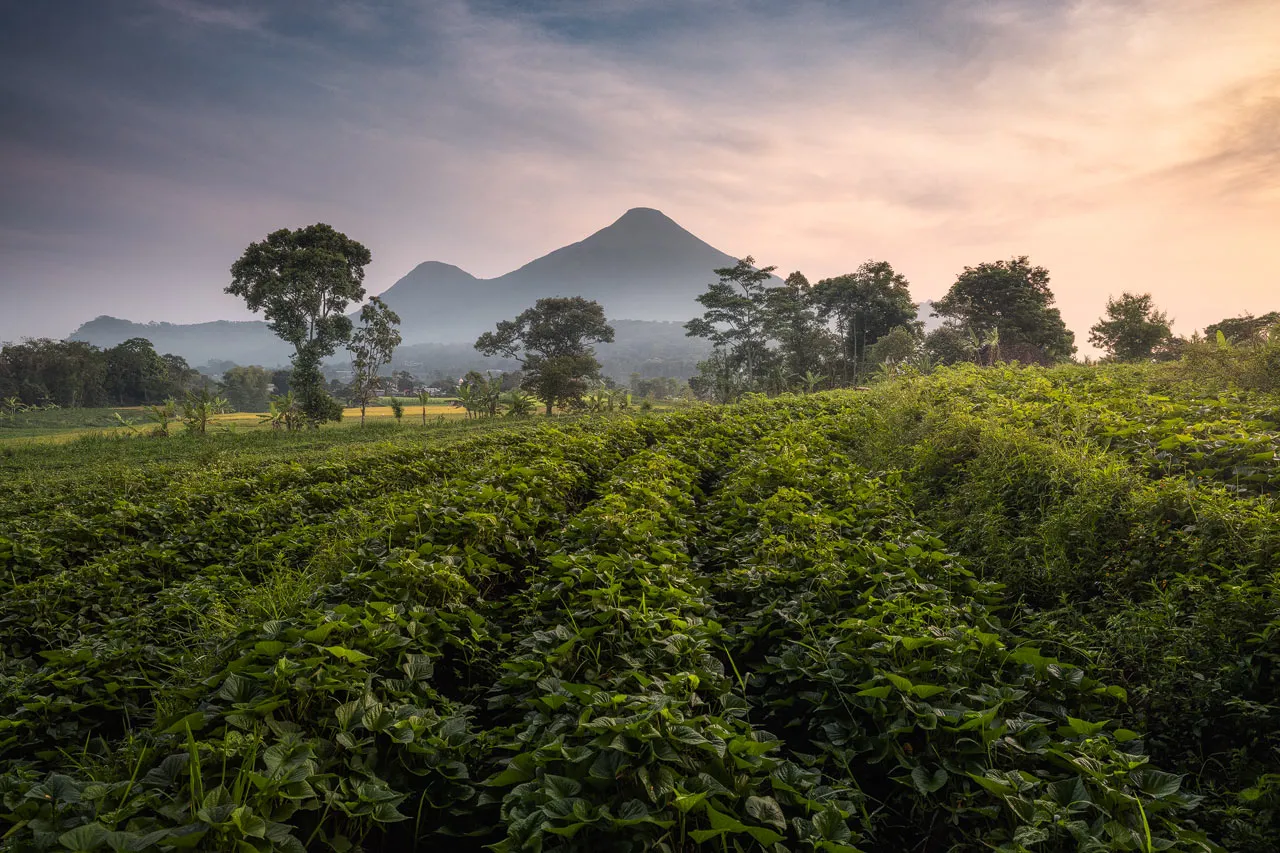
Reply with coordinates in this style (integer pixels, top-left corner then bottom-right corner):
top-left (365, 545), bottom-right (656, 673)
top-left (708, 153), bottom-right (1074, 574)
top-left (491, 207), bottom-right (738, 310)
top-left (377, 208), bottom-right (739, 342)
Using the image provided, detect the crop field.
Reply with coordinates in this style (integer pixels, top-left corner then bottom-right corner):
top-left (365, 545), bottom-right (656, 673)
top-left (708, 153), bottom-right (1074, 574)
top-left (0, 402), bottom-right (471, 447)
top-left (0, 366), bottom-right (1276, 851)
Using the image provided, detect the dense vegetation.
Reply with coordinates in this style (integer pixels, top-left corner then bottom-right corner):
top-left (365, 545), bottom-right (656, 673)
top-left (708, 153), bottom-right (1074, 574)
top-left (2, 363), bottom-right (1275, 851)
top-left (0, 338), bottom-right (199, 408)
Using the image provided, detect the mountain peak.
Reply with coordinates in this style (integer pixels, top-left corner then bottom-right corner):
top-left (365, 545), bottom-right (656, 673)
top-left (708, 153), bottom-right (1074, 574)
top-left (605, 206), bottom-right (684, 233)
top-left (404, 260), bottom-right (475, 278)
top-left (614, 206), bottom-right (668, 221)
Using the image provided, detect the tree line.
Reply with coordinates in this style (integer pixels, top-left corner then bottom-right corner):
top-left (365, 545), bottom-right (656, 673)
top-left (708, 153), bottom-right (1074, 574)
top-left (8, 221), bottom-right (1274, 424)
top-left (0, 337), bottom-right (200, 408)
top-left (680, 254), bottom-right (1078, 401)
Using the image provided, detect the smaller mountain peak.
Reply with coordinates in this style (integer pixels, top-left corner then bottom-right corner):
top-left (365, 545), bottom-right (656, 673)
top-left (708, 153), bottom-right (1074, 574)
top-left (407, 260), bottom-right (473, 275)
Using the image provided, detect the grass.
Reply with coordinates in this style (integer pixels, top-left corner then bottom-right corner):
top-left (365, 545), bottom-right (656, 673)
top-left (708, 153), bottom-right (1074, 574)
top-left (1, 396), bottom-right (691, 449)
top-left (0, 406), bottom-right (136, 439)
top-left (0, 414), bottom-right (507, 478)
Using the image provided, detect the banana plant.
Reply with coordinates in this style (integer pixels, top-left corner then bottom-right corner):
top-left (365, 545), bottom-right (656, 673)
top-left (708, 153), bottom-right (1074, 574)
top-left (417, 389), bottom-right (431, 426)
top-left (477, 377), bottom-right (504, 418)
top-left (584, 381), bottom-right (610, 413)
top-left (800, 370), bottom-right (827, 394)
top-left (181, 388), bottom-right (229, 435)
top-left (144, 399), bottom-right (177, 436)
top-left (503, 389), bottom-right (536, 418)
top-left (451, 383), bottom-right (478, 419)
top-left (258, 392), bottom-right (304, 431)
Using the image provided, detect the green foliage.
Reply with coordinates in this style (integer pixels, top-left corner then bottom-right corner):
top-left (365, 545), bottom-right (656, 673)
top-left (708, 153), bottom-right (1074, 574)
top-left (809, 259), bottom-right (920, 374)
top-left (0, 339), bottom-right (195, 409)
top-left (1089, 292), bottom-right (1174, 362)
top-left (1204, 311), bottom-right (1280, 346)
top-left (924, 323), bottom-right (976, 366)
top-left (934, 256), bottom-right (1076, 363)
top-left (222, 365), bottom-right (273, 413)
top-left (1178, 330), bottom-right (1280, 392)
top-left (259, 393), bottom-right (305, 432)
top-left (838, 363), bottom-right (1280, 848)
top-left (227, 223), bottom-right (372, 422)
top-left (348, 296), bottom-right (403, 426)
top-left (477, 297), bottom-right (615, 415)
top-left (685, 256), bottom-right (780, 394)
top-left (766, 271), bottom-right (840, 384)
top-left (502, 389), bottom-right (536, 418)
top-left (1, 375), bottom-right (1272, 850)
top-left (180, 387), bottom-right (230, 434)
top-left (864, 324), bottom-right (919, 370)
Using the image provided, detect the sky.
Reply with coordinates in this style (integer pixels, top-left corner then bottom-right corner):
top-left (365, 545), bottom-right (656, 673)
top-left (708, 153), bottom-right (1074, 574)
top-left (2, 0), bottom-right (1278, 352)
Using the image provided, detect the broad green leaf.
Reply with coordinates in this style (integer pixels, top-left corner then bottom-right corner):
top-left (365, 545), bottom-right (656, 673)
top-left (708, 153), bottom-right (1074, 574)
top-left (323, 646), bottom-right (374, 664)
top-left (910, 766), bottom-right (948, 795)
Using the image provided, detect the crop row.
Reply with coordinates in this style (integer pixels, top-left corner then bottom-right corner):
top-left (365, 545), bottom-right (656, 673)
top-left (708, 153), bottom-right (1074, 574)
top-left (0, 396), bottom-right (1221, 851)
top-left (921, 365), bottom-right (1280, 494)
top-left (838, 365), bottom-right (1280, 848)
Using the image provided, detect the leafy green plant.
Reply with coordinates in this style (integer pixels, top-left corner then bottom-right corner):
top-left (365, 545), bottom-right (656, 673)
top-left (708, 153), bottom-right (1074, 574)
top-left (181, 388), bottom-right (229, 435)
top-left (0, 378), bottom-right (1269, 850)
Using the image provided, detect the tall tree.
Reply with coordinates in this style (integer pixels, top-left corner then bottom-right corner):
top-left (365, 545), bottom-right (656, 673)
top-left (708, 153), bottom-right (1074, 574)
top-left (933, 256), bottom-right (1076, 363)
top-left (684, 256), bottom-right (778, 394)
top-left (226, 223), bottom-right (371, 424)
top-left (476, 297), bottom-right (614, 415)
top-left (347, 296), bottom-right (403, 426)
top-left (766, 271), bottom-right (838, 387)
top-left (1088, 292), bottom-right (1173, 362)
top-left (221, 365), bottom-right (273, 412)
top-left (162, 354), bottom-right (199, 397)
top-left (923, 324), bottom-right (976, 367)
top-left (1204, 312), bottom-right (1280, 346)
top-left (105, 337), bottom-right (169, 404)
top-left (809, 260), bottom-right (920, 381)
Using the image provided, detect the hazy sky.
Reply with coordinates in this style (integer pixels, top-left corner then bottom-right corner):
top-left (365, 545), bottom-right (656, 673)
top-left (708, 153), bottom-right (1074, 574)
top-left (2, 0), bottom-right (1278, 351)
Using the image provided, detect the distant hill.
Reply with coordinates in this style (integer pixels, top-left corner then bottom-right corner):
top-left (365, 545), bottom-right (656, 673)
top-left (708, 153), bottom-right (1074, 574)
top-left (70, 316), bottom-right (294, 367)
top-left (69, 208), bottom-right (939, 375)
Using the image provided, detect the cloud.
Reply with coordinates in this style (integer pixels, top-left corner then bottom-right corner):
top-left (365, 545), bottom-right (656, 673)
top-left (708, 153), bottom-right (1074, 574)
top-left (1, 0), bottom-right (1279, 350)
top-left (152, 0), bottom-right (268, 32)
